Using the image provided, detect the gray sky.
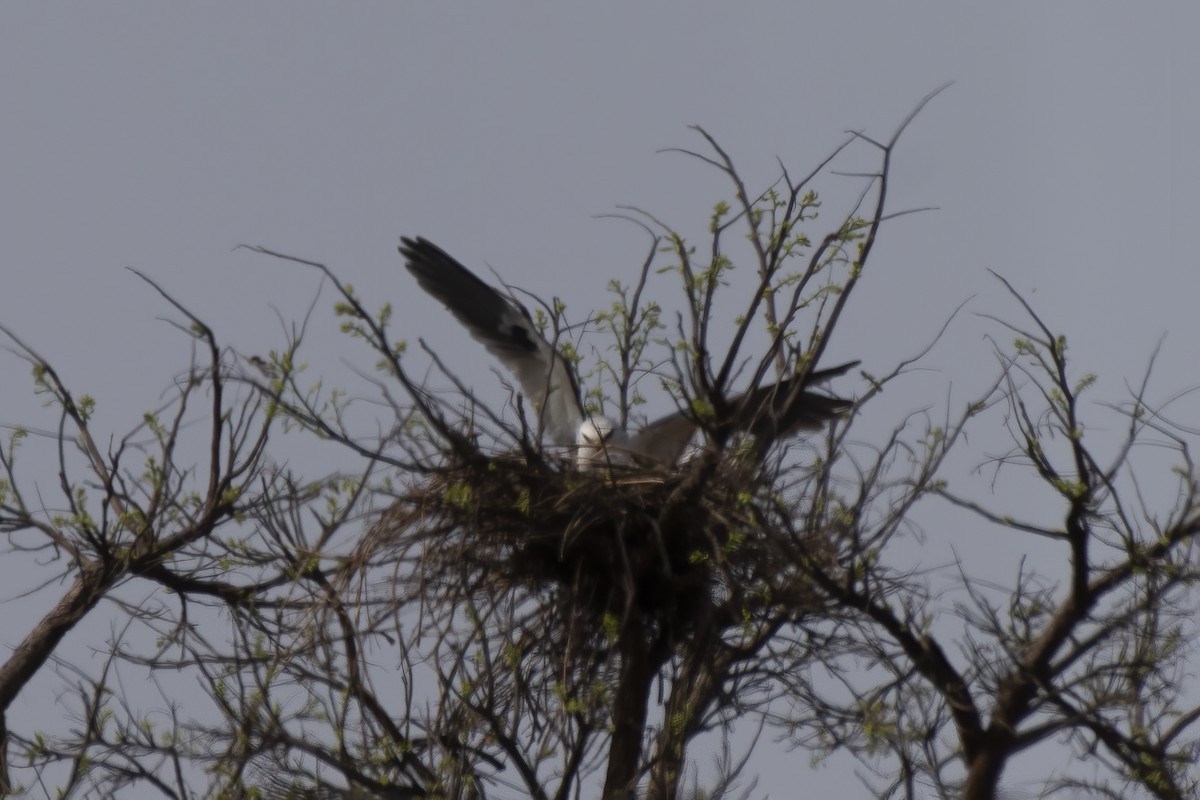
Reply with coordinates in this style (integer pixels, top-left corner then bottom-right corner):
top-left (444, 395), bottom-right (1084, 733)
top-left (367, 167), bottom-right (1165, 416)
top-left (2, 4), bottom-right (1197, 797)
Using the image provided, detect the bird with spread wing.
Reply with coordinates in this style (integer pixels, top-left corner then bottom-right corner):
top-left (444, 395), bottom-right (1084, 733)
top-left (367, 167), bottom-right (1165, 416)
top-left (399, 236), bottom-right (856, 468)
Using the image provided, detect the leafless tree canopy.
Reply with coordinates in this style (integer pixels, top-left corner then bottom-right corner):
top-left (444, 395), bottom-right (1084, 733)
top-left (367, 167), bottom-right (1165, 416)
top-left (3, 88), bottom-right (1200, 800)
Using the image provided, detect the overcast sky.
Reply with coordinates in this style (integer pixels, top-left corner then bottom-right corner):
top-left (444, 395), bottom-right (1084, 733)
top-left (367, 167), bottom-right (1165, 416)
top-left (2, 4), bottom-right (1197, 797)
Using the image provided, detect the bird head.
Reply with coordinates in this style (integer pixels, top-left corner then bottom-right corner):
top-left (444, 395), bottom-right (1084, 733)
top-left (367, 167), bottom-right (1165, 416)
top-left (576, 416), bottom-right (624, 469)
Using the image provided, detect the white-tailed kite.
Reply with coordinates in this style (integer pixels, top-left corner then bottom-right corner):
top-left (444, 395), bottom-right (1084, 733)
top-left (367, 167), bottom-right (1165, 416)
top-left (400, 236), bottom-right (856, 468)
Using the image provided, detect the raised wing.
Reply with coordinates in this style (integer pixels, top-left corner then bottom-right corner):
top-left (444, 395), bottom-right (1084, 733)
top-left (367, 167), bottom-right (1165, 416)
top-left (736, 360), bottom-right (859, 441)
top-left (630, 360), bottom-right (859, 464)
top-left (625, 409), bottom-right (697, 466)
top-left (400, 237), bottom-right (585, 446)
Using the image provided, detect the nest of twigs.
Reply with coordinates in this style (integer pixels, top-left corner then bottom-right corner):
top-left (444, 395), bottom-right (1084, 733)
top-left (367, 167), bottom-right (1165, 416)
top-left (361, 448), bottom-right (838, 668)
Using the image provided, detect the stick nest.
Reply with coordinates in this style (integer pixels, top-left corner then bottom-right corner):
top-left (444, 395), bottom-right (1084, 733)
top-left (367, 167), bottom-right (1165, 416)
top-left (361, 451), bottom-right (837, 662)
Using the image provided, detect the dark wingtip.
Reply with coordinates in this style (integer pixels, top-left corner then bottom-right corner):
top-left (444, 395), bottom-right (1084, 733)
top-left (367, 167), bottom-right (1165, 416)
top-left (398, 236), bottom-right (540, 355)
top-left (807, 359), bottom-right (860, 383)
top-left (399, 236), bottom-right (452, 271)
top-left (399, 236), bottom-right (476, 289)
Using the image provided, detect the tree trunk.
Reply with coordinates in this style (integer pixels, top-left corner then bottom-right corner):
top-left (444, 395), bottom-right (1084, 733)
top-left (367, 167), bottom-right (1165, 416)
top-left (962, 741), bottom-right (1009, 800)
top-left (647, 615), bottom-right (720, 800)
top-left (603, 623), bottom-right (667, 799)
top-left (0, 559), bottom-right (114, 792)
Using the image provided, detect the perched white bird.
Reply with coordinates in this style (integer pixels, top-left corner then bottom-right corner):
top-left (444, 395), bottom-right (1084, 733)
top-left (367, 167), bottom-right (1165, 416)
top-left (400, 237), bottom-right (856, 468)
